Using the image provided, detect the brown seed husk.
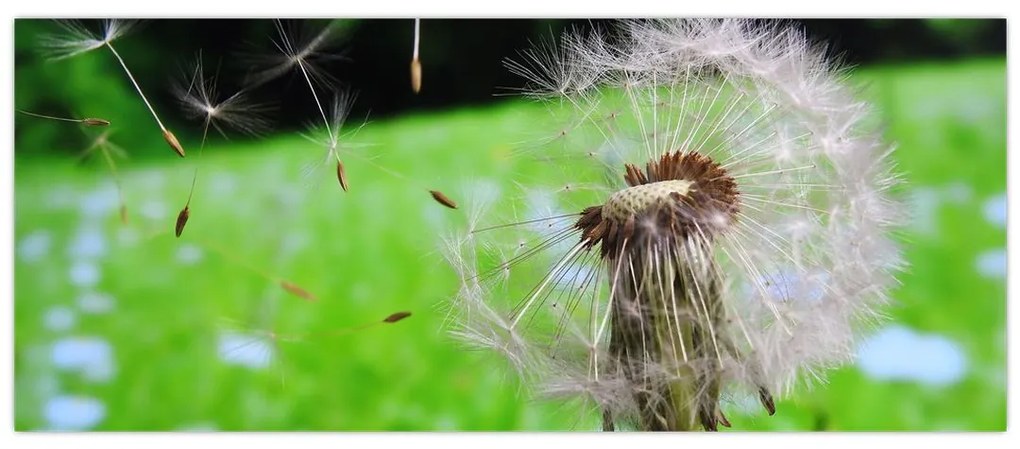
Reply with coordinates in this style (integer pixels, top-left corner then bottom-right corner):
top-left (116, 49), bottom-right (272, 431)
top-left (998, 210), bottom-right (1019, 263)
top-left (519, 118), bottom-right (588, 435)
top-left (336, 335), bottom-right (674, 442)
top-left (429, 190), bottom-right (457, 209)
top-left (280, 280), bottom-right (317, 302)
top-left (383, 311), bottom-right (412, 323)
top-left (82, 117), bottom-right (111, 127)
top-left (336, 160), bottom-right (349, 192)
top-left (163, 129), bottom-right (186, 158)
top-left (759, 387), bottom-right (776, 416)
top-left (175, 206), bottom-right (190, 237)
top-left (410, 58), bottom-right (422, 94)
top-left (119, 204), bottom-right (129, 225)
top-left (717, 410), bottom-right (732, 428)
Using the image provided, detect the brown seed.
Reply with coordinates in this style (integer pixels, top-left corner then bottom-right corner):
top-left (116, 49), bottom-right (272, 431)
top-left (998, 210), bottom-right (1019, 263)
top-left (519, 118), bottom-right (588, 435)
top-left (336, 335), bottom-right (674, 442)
top-left (280, 280), bottom-right (317, 302)
top-left (429, 190), bottom-right (457, 209)
top-left (175, 206), bottom-right (190, 237)
top-left (82, 117), bottom-right (111, 127)
top-left (336, 160), bottom-right (349, 192)
top-left (717, 410), bottom-right (732, 428)
top-left (759, 386), bottom-right (776, 416)
top-left (383, 311), bottom-right (412, 323)
top-left (119, 204), bottom-right (129, 225)
top-left (410, 58), bottom-right (422, 94)
top-left (163, 129), bottom-right (186, 158)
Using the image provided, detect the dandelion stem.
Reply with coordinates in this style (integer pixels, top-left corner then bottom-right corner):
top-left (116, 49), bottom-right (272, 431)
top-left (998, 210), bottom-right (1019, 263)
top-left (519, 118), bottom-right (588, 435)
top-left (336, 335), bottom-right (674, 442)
top-left (16, 109), bottom-right (80, 123)
top-left (197, 237), bottom-right (275, 281)
top-left (104, 42), bottom-right (166, 131)
top-left (413, 19), bottom-right (420, 60)
top-left (97, 142), bottom-right (128, 224)
top-left (184, 123), bottom-right (210, 209)
top-left (297, 60), bottom-right (332, 138)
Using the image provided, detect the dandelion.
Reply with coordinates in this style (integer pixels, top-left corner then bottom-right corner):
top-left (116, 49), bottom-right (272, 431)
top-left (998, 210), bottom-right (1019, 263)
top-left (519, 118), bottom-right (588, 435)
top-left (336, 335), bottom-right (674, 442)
top-left (40, 19), bottom-right (186, 157)
top-left (445, 19), bottom-right (904, 431)
top-left (172, 53), bottom-right (272, 237)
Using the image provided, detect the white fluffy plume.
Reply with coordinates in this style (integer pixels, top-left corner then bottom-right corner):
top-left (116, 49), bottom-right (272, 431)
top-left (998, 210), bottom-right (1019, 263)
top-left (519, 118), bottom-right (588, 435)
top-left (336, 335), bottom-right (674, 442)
top-left (444, 19), bottom-right (904, 431)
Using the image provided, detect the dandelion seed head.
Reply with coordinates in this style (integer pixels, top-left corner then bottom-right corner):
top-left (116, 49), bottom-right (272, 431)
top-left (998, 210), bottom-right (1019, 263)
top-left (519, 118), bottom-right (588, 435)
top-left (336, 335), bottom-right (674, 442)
top-left (445, 19), bottom-right (903, 431)
top-left (245, 19), bottom-right (347, 90)
top-left (309, 92), bottom-right (355, 153)
top-left (297, 90), bottom-right (368, 187)
top-left (174, 55), bottom-right (273, 137)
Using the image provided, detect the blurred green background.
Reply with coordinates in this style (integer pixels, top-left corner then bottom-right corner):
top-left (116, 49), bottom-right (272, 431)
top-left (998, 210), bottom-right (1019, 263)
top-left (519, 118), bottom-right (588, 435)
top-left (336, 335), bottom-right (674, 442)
top-left (13, 19), bottom-right (1006, 431)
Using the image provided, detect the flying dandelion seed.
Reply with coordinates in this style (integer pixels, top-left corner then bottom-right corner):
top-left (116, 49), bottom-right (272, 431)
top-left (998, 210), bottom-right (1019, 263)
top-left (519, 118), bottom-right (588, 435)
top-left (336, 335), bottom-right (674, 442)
top-left (16, 110), bottom-right (110, 127)
top-left (175, 54), bottom-right (273, 139)
top-left (194, 236), bottom-right (320, 304)
top-left (76, 130), bottom-right (130, 225)
top-left (245, 19), bottom-right (347, 90)
top-left (250, 19), bottom-right (365, 191)
top-left (296, 94), bottom-right (461, 209)
top-left (215, 308), bottom-right (413, 388)
top-left (172, 53), bottom-right (272, 237)
top-left (299, 90), bottom-right (365, 190)
top-left (445, 19), bottom-right (904, 432)
top-left (38, 19), bottom-right (134, 61)
top-left (16, 109), bottom-right (128, 222)
top-left (40, 19), bottom-right (186, 157)
top-left (247, 19), bottom-right (454, 203)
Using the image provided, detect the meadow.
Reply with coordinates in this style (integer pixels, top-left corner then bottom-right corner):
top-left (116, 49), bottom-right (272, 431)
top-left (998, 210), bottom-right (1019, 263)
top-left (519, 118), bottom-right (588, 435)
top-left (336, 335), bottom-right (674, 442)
top-left (13, 57), bottom-right (1006, 430)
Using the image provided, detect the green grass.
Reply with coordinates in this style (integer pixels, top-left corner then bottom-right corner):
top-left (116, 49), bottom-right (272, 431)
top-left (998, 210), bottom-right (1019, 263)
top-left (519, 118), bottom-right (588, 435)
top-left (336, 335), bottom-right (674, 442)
top-left (14, 58), bottom-right (1005, 431)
